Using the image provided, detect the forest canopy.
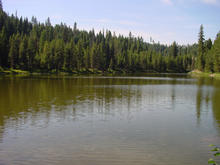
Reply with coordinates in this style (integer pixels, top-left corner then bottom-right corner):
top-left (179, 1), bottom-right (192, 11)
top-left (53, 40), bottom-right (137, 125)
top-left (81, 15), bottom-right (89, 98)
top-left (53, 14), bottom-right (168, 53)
top-left (0, 3), bottom-right (219, 73)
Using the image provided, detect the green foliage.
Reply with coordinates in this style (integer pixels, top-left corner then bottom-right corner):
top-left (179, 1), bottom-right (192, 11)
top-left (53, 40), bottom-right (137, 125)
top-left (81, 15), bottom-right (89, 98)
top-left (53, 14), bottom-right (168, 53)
top-left (209, 158), bottom-right (217, 165)
top-left (0, 9), bottom-right (219, 74)
top-left (170, 41), bottom-right (178, 58)
top-left (211, 147), bottom-right (219, 152)
top-left (215, 153), bottom-right (220, 157)
top-left (194, 25), bottom-right (220, 73)
top-left (196, 25), bottom-right (205, 71)
top-left (213, 36), bottom-right (220, 72)
top-left (209, 145), bottom-right (220, 165)
top-left (0, 66), bottom-right (3, 72)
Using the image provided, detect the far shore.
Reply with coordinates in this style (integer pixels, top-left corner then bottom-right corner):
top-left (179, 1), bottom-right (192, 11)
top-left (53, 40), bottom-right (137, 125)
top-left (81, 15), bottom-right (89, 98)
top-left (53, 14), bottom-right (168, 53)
top-left (1, 68), bottom-right (220, 79)
top-left (189, 70), bottom-right (220, 79)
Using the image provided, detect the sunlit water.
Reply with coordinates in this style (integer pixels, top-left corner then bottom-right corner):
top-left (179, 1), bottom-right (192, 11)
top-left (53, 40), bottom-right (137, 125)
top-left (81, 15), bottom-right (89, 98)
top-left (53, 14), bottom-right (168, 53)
top-left (0, 75), bottom-right (220, 165)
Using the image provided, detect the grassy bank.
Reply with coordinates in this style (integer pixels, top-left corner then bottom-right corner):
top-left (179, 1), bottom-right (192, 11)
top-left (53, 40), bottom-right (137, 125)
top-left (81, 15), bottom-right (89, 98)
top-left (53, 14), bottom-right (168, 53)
top-left (0, 67), bottom-right (195, 77)
top-left (0, 68), bottom-right (128, 76)
top-left (0, 67), bottom-right (167, 76)
top-left (0, 68), bottom-right (30, 75)
top-left (189, 70), bottom-right (220, 79)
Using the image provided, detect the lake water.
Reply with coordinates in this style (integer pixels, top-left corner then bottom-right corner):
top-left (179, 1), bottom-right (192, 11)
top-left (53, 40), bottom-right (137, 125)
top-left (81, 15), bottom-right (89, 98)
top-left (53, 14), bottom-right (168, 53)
top-left (0, 74), bottom-right (220, 165)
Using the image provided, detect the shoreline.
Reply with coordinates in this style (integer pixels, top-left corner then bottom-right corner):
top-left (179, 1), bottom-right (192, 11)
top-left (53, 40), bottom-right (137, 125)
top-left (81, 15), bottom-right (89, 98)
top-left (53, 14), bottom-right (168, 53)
top-left (0, 68), bottom-right (186, 76)
top-left (1, 69), bottom-right (220, 79)
top-left (189, 70), bottom-right (220, 79)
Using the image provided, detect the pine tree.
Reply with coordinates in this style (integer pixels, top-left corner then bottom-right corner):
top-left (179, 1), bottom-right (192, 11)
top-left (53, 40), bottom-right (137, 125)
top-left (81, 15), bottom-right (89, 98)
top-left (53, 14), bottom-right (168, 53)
top-left (27, 33), bottom-right (37, 71)
top-left (213, 36), bottom-right (220, 72)
top-left (90, 43), bottom-right (97, 70)
top-left (196, 25), bottom-right (205, 71)
top-left (204, 52), bottom-right (213, 72)
top-left (204, 38), bottom-right (213, 72)
top-left (83, 48), bottom-right (90, 70)
top-left (54, 39), bottom-right (64, 71)
top-left (39, 41), bottom-right (48, 70)
top-left (45, 17), bottom-right (51, 27)
top-left (170, 41), bottom-right (178, 58)
top-left (42, 41), bottom-right (51, 70)
top-left (8, 34), bottom-right (20, 69)
top-left (0, 27), bottom-right (7, 67)
top-left (19, 36), bottom-right (28, 70)
top-left (205, 39), bottom-right (212, 51)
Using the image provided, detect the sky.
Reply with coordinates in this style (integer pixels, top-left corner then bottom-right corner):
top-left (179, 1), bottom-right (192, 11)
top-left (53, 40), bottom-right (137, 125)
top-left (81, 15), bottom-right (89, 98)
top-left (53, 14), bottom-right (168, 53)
top-left (3, 0), bottom-right (220, 45)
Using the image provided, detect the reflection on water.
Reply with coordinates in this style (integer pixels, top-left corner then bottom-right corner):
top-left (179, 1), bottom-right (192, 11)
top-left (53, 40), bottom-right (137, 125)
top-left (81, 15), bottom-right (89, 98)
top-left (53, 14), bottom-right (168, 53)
top-left (213, 88), bottom-right (220, 127)
top-left (0, 75), bottom-right (220, 165)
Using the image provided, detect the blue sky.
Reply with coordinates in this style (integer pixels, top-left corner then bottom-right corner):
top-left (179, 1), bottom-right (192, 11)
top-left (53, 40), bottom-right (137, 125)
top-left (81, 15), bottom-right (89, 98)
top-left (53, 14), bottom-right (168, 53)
top-left (3, 0), bottom-right (220, 45)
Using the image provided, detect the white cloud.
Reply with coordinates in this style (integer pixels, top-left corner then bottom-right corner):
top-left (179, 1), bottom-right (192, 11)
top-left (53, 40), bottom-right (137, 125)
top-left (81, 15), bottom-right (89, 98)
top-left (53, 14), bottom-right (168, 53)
top-left (202, 0), bottom-right (218, 4)
top-left (161, 0), bottom-right (173, 5)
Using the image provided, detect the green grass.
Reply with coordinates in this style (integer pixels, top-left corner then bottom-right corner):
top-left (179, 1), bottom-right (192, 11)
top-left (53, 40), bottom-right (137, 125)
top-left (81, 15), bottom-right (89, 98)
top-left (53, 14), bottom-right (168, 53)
top-left (1, 68), bottom-right (219, 78)
top-left (213, 73), bottom-right (220, 79)
top-left (189, 70), bottom-right (220, 79)
top-left (11, 69), bottom-right (29, 74)
top-left (0, 68), bottom-right (30, 75)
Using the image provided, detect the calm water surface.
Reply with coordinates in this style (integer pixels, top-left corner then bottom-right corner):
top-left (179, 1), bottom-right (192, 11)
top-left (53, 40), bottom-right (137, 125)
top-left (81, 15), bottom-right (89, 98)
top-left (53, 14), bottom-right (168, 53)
top-left (0, 75), bottom-right (220, 165)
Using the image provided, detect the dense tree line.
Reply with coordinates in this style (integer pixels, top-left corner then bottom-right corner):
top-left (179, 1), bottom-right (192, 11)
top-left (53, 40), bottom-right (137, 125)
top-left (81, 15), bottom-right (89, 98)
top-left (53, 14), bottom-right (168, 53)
top-left (0, 4), bottom-right (219, 73)
top-left (196, 25), bottom-right (220, 73)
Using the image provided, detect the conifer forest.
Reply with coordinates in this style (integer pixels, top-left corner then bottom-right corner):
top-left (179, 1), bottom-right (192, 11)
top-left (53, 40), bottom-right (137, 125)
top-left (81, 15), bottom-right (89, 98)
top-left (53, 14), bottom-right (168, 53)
top-left (0, 2), bottom-right (219, 73)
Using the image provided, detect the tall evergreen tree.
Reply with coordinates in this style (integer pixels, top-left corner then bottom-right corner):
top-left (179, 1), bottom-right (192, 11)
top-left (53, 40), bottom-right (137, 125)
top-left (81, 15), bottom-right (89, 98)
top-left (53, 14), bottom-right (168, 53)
top-left (0, 27), bottom-right (7, 67)
top-left (196, 25), bottom-right (205, 71)
top-left (204, 38), bottom-right (213, 72)
top-left (8, 34), bottom-right (20, 69)
top-left (205, 39), bottom-right (212, 51)
top-left (170, 41), bottom-right (178, 58)
top-left (213, 35), bottom-right (220, 72)
top-left (19, 36), bottom-right (28, 70)
top-left (27, 33), bottom-right (37, 71)
top-left (54, 39), bottom-right (64, 71)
